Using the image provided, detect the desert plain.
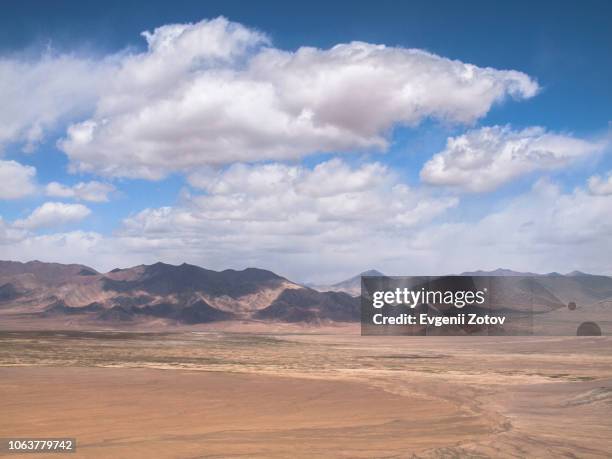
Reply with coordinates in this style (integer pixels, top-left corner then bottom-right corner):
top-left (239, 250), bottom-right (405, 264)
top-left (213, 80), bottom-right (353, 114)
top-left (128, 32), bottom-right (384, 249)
top-left (0, 327), bottom-right (611, 458)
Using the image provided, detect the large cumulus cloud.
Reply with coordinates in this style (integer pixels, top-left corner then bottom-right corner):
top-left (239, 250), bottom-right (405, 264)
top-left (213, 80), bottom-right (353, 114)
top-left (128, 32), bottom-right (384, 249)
top-left (56, 17), bottom-right (539, 179)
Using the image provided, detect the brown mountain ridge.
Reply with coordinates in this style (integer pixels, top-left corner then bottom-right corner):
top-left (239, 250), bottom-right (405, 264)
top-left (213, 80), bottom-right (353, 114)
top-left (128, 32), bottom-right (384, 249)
top-left (2, 261), bottom-right (611, 328)
top-left (0, 260), bottom-right (359, 326)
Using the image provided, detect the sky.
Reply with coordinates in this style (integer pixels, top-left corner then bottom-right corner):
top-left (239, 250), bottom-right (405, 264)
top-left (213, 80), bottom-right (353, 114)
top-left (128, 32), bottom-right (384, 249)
top-left (0, 0), bottom-right (611, 282)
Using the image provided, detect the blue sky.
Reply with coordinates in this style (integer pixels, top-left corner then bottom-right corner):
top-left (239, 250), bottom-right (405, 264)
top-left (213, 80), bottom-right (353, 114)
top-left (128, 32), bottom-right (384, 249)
top-left (0, 1), bottom-right (611, 281)
top-left (2, 0), bottom-right (611, 131)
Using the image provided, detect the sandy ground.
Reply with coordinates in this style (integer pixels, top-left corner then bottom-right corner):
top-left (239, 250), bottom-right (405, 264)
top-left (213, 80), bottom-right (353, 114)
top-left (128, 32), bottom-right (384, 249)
top-left (1, 331), bottom-right (611, 458)
top-left (0, 367), bottom-right (489, 458)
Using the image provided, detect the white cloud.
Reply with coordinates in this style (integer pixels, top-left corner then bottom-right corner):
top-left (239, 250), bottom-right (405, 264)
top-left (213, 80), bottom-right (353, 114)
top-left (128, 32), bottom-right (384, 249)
top-left (0, 160), bottom-right (37, 199)
top-left (403, 177), bottom-right (612, 276)
top-left (0, 216), bottom-right (27, 243)
top-left (0, 17), bottom-right (264, 155)
top-left (295, 160), bottom-right (389, 198)
top-left (588, 172), bottom-right (612, 196)
top-left (181, 158), bottom-right (457, 226)
top-left (116, 159), bottom-right (457, 278)
top-left (100, 174), bottom-right (612, 279)
top-left (0, 52), bottom-right (113, 152)
top-left (0, 230), bottom-right (119, 269)
top-left (14, 202), bottom-right (91, 229)
top-left (56, 17), bottom-right (538, 179)
top-left (420, 125), bottom-right (604, 192)
top-left (45, 181), bottom-right (115, 202)
top-left (188, 159), bottom-right (391, 198)
top-left (3, 174), bottom-right (612, 282)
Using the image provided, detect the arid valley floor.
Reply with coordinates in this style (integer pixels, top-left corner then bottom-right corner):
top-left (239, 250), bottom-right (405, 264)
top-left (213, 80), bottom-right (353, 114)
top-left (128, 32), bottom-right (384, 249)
top-left (1, 329), bottom-right (611, 458)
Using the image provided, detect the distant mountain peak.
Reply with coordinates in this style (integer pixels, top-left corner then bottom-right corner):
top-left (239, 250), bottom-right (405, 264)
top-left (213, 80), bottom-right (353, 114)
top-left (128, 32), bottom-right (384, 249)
top-left (359, 269), bottom-right (385, 277)
top-left (460, 268), bottom-right (538, 276)
top-left (566, 270), bottom-right (590, 276)
top-left (310, 269), bottom-right (385, 296)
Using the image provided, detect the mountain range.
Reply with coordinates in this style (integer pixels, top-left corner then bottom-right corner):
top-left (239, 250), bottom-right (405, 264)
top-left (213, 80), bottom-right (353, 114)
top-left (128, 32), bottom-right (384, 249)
top-left (459, 269), bottom-right (612, 309)
top-left (1, 261), bottom-right (611, 327)
top-left (0, 260), bottom-right (359, 326)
